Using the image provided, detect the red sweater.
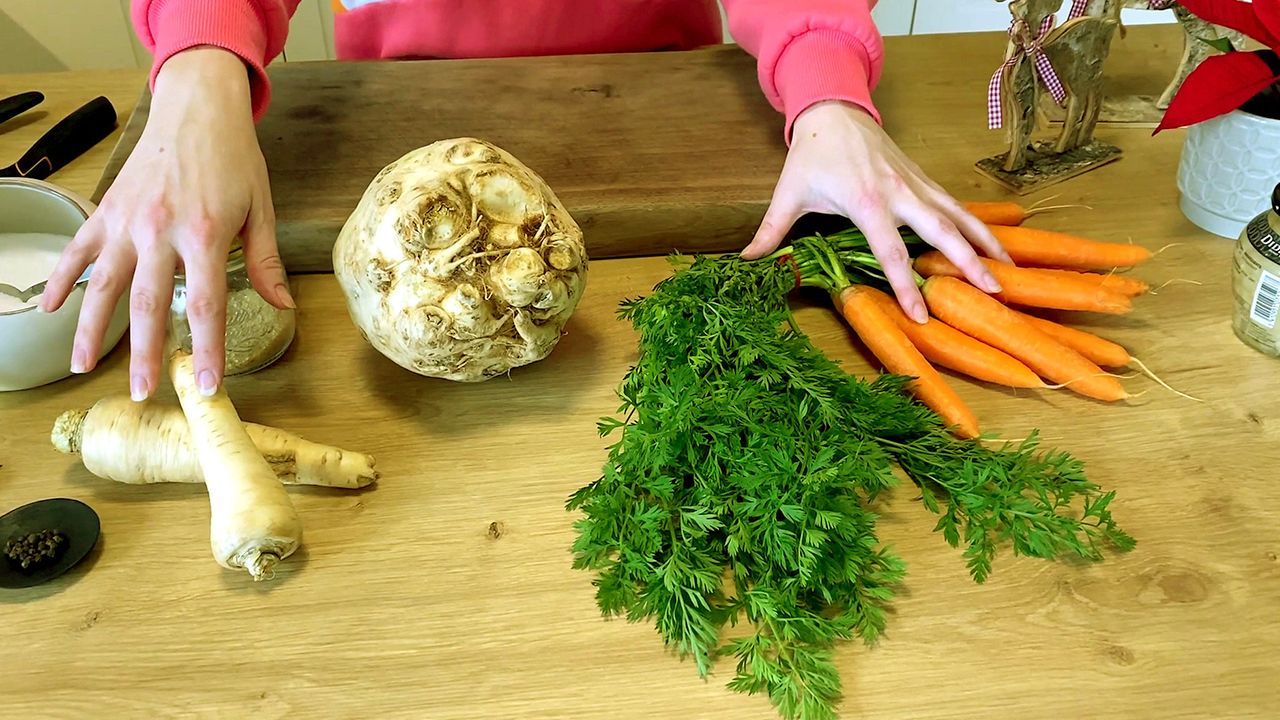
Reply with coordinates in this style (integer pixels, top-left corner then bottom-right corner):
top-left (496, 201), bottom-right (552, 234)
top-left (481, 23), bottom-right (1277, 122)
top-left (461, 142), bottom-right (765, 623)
top-left (130, 0), bottom-right (884, 141)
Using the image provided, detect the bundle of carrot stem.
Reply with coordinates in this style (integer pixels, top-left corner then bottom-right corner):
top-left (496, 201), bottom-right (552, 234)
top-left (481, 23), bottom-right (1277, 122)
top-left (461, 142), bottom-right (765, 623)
top-left (767, 201), bottom-right (1192, 439)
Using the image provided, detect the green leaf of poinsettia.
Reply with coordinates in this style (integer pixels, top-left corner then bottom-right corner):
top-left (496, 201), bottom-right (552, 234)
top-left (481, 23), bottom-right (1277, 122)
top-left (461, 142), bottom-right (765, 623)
top-left (1199, 35), bottom-right (1237, 54)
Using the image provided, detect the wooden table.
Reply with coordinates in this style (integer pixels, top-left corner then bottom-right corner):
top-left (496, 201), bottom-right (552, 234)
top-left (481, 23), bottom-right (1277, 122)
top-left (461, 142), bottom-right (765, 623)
top-left (2, 26), bottom-right (1278, 720)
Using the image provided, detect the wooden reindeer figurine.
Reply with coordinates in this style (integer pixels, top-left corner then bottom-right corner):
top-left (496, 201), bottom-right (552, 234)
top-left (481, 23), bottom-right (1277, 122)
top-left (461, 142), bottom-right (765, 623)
top-left (976, 0), bottom-right (1124, 193)
top-left (990, 0), bottom-right (1061, 174)
top-left (1046, 0), bottom-right (1124, 152)
top-left (1142, 1), bottom-right (1244, 109)
top-left (1042, 2), bottom-right (1246, 126)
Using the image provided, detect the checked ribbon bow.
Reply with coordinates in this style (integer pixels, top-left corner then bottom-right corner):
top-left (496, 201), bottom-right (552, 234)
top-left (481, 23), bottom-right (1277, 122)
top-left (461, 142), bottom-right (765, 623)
top-left (987, 14), bottom-right (1067, 129)
top-left (989, 1), bottom-right (1178, 129)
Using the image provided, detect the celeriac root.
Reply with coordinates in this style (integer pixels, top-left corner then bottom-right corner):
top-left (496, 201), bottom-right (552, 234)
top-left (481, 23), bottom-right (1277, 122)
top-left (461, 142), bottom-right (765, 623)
top-left (50, 395), bottom-right (378, 489)
top-left (168, 350), bottom-right (303, 581)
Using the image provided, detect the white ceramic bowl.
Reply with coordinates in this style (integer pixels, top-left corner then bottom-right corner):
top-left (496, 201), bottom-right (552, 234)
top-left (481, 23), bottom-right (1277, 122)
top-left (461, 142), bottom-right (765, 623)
top-left (0, 178), bottom-right (129, 392)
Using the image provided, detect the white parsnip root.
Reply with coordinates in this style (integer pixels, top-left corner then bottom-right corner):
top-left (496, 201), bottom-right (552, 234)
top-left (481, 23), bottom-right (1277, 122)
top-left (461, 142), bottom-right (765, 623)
top-left (168, 350), bottom-right (303, 581)
top-left (50, 395), bottom-right (378, 489)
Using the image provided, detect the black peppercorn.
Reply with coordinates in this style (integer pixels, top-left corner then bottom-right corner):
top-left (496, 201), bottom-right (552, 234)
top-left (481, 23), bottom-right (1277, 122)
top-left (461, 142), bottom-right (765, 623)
top-left (4, 528), bottom-right (68, 572)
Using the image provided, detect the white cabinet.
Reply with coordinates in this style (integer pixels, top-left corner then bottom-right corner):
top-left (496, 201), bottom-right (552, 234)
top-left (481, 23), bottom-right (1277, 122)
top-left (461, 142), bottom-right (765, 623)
top-left (0, 1), bottom-right (141, 74)
top-left (871, 0), bottom-right (917, 37)
top-left (910, 0), bottom-right (1178, 35)
top-left (284, 0), bottom-right (337, 62)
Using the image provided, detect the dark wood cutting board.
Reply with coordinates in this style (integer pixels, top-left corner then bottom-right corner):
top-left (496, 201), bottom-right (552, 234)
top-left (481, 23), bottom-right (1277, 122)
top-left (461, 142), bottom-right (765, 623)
top-left (93, 46), bottom-right (791, 272)
top-left (96, 26), bottom-right (1159, 274)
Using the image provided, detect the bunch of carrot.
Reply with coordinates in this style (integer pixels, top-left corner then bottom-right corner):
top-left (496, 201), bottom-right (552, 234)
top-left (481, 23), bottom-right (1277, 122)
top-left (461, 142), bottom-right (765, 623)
top-left (778, 198), bottom-right (1181, 439)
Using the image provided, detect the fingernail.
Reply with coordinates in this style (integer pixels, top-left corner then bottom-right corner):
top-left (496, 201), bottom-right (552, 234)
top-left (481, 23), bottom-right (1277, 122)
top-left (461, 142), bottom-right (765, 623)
top-left (198, 370), bottom-right (217, 396)
top-left (276, 283), bottom-right (296, 309)
top-left (984, 274), bottom-right (1003, 293)
top-left (130, 375), bottom-right (149, 402)
top-left (70, 349), bottom-right (86, 374)
top-left (912, 303), bottom-right (929, 324)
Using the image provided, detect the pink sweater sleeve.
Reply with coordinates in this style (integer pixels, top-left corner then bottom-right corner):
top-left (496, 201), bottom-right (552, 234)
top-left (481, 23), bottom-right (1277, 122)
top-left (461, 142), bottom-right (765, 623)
top-left (720, 0), bottom-right (884, 143)
top-left (130, 0), bottom-right (299, 121)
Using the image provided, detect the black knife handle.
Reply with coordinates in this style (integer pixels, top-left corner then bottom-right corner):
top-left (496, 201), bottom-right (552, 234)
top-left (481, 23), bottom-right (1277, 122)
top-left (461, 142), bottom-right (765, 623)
top-left (0, 91), bottom-right (44, 126)
top-left (13, 96), bottom-right (117, 180)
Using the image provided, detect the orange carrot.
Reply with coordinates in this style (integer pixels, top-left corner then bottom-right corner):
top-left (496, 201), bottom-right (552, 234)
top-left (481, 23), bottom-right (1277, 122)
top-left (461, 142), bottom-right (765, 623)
top-left (985, 225), bottom-right (1152, 270)
top-left (1032, 267), bottom-right (1150, 298)
top-left (1014, 311), bottom-right (1203, 402)
top-left (963, 198), bottom-right (1086, 226)
top-left (1015, 312), bottom-right (1130, 367)
top-left (913, 251), bottom-right (1133, 315)
top-left (862, 287), bottom-right (1044, 389)
top-left (964, 201), bottom-right (1027, 226)
top-left (835, 285), bottom-right (981, 438)
top-left (920, 276), bottom-right (1128, 402)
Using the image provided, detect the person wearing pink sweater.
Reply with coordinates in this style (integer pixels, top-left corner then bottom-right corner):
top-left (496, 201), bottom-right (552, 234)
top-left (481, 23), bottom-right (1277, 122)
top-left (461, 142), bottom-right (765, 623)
top-left (41, 0), bottom-right (1007, 401)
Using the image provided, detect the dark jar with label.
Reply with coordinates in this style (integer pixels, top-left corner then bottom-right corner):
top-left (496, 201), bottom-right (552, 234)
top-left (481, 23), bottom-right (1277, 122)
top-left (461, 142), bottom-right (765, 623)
top-left (1231, 182), bottom-right (1280, 357)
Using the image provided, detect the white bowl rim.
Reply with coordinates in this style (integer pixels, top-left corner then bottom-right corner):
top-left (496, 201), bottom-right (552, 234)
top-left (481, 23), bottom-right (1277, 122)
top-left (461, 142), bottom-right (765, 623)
top-left (0, 178), bottom-right (95, 318)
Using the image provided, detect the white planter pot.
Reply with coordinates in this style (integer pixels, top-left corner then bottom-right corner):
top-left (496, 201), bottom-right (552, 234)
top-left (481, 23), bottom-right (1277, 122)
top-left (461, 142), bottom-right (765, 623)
top-left (1177, 108), bottom-right (1280, 239)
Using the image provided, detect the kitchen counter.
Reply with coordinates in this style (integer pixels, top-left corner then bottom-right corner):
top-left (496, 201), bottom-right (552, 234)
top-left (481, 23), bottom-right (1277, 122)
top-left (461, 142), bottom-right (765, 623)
top-left (2, 25), bottom-right (1278, 720)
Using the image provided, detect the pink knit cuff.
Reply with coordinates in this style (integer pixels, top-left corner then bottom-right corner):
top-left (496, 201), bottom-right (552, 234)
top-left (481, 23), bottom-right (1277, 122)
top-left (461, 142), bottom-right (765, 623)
top-left (774, 28), bottom-right (880, 144)
top-left (142, 0), bottom-right (271, 120)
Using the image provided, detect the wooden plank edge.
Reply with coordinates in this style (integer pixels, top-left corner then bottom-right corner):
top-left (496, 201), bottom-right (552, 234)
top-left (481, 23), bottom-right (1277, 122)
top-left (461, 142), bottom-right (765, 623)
top-left (92, 83), bottom-right (151, 205)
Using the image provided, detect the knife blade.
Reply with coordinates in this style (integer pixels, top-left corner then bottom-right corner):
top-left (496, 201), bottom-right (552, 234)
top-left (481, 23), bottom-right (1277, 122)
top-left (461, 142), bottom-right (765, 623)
top-left (0, 91), bottom-right (44, 126)
top-left (0, 96), bottom-right (116, 180)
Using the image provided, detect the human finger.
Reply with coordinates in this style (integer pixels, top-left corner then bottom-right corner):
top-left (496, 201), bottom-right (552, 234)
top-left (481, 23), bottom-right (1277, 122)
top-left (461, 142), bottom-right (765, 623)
top-left (895, 195), bottom-right (1002, 295)
top-left (70, 240), bottom-right (136, 374)
top-left (241, 193), bottom-right (293, 310)
top-left (126, 234), bottom-right (178, 400)
top-left (177, 234), bottom-right (229, 396)
top-left (741, 181), bottom-right (805, 260)
top-left (854, 202), bottom-right (928, 323)
top-left (41, 215), bottom-right (107, 314)
top-left (925, 187), bottom-right (1014, 264)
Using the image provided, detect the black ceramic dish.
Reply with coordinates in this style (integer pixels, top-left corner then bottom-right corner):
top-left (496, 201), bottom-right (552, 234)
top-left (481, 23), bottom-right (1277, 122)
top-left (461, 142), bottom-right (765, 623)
top-left (0, 498), bottom-right (100, 589)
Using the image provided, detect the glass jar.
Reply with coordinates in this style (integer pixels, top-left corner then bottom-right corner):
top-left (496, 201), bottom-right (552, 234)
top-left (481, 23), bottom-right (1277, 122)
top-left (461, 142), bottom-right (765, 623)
top-left (169, 244), bottom-right (297, 375)
top-left (1230, 182), bottom-right (1280, 358)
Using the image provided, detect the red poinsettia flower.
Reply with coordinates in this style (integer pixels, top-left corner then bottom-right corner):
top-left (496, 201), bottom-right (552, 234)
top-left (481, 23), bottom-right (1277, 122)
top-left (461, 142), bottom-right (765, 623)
top-left (1154, 0), bottom-right (1280, 132)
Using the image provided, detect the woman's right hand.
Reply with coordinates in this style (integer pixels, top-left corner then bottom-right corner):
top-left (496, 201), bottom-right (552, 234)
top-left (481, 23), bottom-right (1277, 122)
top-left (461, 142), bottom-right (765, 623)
top-left (39, 46), bottom-right (293, 401)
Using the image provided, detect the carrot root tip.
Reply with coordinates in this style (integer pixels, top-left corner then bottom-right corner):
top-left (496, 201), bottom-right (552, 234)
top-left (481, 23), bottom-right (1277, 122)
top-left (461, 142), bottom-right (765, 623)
top-left (1040, 369), bottom-right (1131, 388)
top-left (1128, 356), bottom-right (1204, 403)
top-left (1026, 193), bottom-right (1064, 210)
top-left (1104, 370), bottom-right (1141, 380)
top-left (1023, 203), bottom-right (1093, 218)
top-left (1149, 278), bottom-right (1204, 295)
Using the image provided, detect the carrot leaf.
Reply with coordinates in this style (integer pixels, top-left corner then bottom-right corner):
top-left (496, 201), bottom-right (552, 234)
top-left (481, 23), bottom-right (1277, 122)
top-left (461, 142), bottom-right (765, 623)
top-left (567, 248), bottom-right (1133, 720)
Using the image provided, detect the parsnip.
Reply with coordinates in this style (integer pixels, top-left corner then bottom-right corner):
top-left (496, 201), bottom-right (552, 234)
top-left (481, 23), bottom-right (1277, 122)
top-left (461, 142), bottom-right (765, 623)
top-left (50, 395), bottom-right (377, 489)
top-left (168, 350), bottom-right (303, 581)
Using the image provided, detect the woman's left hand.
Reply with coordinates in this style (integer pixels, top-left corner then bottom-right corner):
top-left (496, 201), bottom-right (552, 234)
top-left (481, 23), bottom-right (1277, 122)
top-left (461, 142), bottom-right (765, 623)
top-left (740, 100), bottom-right (1009, 324)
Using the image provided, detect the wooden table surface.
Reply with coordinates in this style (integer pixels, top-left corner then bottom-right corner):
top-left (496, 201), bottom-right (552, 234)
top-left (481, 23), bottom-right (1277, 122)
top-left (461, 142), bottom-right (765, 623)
top-left (2, 25), bottom-right (1279, 720)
